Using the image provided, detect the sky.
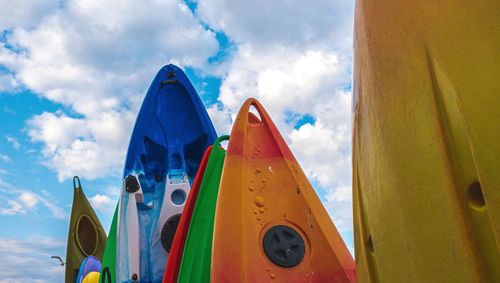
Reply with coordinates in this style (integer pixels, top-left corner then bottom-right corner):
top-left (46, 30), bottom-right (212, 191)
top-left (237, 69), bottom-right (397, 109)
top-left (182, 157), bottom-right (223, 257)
top-left (0, 0), bottom-right (355, 281)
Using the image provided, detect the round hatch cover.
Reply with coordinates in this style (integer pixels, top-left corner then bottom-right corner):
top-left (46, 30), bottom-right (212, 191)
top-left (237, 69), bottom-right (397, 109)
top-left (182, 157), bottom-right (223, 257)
top-left (161, 214), bottom-right (181, 252)
top-left (263, 225), bottom-right (305, 267)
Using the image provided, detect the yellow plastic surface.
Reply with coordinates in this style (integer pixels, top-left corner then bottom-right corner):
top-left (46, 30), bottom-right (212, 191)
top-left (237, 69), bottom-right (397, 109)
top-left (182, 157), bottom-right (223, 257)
top-left (353, 0), bottom-right (500, 282)
top-left (82, 272), bottom-right (100, 283)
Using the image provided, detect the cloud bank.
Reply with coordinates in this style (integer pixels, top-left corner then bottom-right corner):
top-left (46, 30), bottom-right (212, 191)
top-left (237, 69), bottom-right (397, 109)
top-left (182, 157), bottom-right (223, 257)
top-left (0, 0), bottom-right (355, 241)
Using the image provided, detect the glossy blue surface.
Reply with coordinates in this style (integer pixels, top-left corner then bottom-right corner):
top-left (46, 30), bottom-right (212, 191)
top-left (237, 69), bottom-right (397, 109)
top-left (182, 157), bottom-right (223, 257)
top-left (118, 64), bottom-right (217, 283)
top-left (76, 256), bottom-right (101, 283)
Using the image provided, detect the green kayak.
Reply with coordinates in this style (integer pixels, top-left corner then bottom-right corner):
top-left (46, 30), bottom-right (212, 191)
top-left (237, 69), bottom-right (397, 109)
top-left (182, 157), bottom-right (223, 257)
top-left (65, 177), bottom-right (107, 283)
top-left (100, 204), bottom-right (118, 283)
top-left (178, 135), bottom-right (229, 283)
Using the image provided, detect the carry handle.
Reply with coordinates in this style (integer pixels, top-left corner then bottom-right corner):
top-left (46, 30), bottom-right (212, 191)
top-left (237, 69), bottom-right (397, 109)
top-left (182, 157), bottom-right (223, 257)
top-left (241, 98), bottom-right (268, 128)
top-left (73, 176), bottom-right (81, 190)
top-left (213, 135), bottom-right (230, 152)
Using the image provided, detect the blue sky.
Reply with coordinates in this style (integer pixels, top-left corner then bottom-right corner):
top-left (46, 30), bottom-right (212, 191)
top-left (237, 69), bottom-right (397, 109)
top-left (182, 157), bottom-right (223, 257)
top-left (0, 0), bottom-right (354, 281)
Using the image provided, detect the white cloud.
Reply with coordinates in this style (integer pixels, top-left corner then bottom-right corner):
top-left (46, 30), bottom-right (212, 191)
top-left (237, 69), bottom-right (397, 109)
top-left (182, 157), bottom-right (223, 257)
top-left (0, 73), bottom-right (18, 93)
top-left (206, 103), bottom-right (232, 134)
top-left (0, 154), bottom-right (10, 163)
top-left (0, 199), bottom-right (24, 215)
top-left (1, 0), bottom-right (218, 113)
top-left (289, 120), bottom-right (352, 233)
top-left (18, 191), bottom-right (40, 208)
top-left (196, 0), bottom-right (353, 52)
top-left (27, 110), bottom-right (135, 181)
top-left (1, 0), bottom-right (355, 243)
top-left (209, 45), bottom-right (351, 131)
top-left (5, 135), bottom-right (20, 150)
top-left (196, 0), bottom-right (354, 235)
top-left (323, 185), bottom-right (353, 232)
top-left (0, 237), bottom-right (65, 282)
top-left (90, 193), bottom-right (114, 211)
top-left (0, 0), bottom-right (59, 31)
top-left (0, 177), bottom-right (66, 219)
top-left (207, 46), bottom-right (353, 227)
top-left (1, 0), bottom-right (219, 181)
top-left (290, 118), bottom-right (351, 189)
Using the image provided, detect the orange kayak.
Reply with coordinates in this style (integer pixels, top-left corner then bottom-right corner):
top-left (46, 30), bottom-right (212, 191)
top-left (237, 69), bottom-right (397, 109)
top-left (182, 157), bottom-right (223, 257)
top-left (211, 98), bottom-right (355, 283)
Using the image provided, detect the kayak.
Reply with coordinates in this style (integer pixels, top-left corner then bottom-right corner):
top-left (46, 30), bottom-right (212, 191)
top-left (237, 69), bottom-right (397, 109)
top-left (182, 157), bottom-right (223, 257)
top-left (162, 145), bottom-right (213, 283)
top-left (178, 135), bottom-right (229, 283)
top-left (100, 204), bottom-right (118, 283)
top-left (83, 272), bottom-right (100, 283)
top-left (211, 99), bottom-right (355, 282)
top-left (117, 64), bottom-right (217, 282)
top-left (353, 0), bottom-right (500, 281)
top-left (77, 256), bottom-right (101, 283)
top-left (66, 177), bottom-right (107, 283)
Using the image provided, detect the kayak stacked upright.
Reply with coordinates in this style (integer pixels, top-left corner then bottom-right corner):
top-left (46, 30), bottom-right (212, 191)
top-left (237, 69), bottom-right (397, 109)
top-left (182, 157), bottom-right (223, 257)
top-left (163, 98), bottom-right (355, 283)
top-left (116, 64), bottom-right (217, 283)
top-left (65, 176), bottom-right (107, 283)
top-left (65, 64), bottom-right (353, 283)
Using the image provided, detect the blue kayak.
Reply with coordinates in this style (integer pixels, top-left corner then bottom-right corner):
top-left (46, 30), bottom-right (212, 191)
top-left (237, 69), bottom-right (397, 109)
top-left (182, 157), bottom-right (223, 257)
top-left (117, 64), bottom-right (217, 283)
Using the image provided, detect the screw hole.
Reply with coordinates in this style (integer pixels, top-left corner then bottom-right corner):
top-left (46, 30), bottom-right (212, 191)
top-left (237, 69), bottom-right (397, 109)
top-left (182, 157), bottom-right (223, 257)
top-left (468, 181), bottom-right (485, 208)
top-left (155, 174), bottom-right (162, 182)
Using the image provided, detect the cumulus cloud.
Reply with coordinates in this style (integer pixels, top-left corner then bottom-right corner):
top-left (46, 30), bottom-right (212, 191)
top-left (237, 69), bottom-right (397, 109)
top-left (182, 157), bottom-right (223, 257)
top-left (1, 0), bottom-right (355, 238)
top-left (212, 46), bottom-right (351, 124)
top-left (0, 0), bottom-right (218, 112)
top-left (0, 237), bottom-right (65, 282)
top-left (1, 0), bottom-right (219, 181)
top-left (0, 0), bottom-right (59, 31)
top-left (90, 193), bottom-right (115, 212)
top-left (27, 110), bottom-right (135, 181)
top-left (196, 0), bottom-right (354, 52)
top-left (0, 72), bottom-right (19, 93)
top-left (195, 0), bottom-right (354, 234)
top-left (290, 119), bottom-right (351, 187)
top-left (203, 44), bottom-right (353, 235)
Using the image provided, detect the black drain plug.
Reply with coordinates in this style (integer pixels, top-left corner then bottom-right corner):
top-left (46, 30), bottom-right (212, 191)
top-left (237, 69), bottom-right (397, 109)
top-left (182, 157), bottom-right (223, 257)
top-left (263, 225), bottom-right (305, 267)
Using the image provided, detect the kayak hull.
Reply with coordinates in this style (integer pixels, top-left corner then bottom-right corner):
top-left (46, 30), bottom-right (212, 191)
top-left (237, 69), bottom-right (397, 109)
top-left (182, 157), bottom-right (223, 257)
top-left (162, 146), bottom-right (212, 283)
top-left (100, 205), bottom-right (118, 283)
top-left (178, 135), bottom-right (229, 283)
top-left (353, 0), bottom-right (500, 281)
top-left (211, 99), bottom-right (355, 283)
top-left (77, 256), bottom-right (101, 283)
top-left (117, 64), bottom-right (217, 282)
top-left (66, 177), bottom-right (107, 283)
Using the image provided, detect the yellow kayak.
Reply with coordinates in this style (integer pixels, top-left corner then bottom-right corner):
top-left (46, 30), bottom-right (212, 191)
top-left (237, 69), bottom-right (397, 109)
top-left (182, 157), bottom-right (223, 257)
top-left (353, 0), bottom-right (500, 282)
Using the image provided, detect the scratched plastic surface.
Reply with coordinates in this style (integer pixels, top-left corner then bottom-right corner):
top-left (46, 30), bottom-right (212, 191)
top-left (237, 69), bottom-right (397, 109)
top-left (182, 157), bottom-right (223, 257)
top-left (211, 99), bottom-right (355, 283)
top-left (353, 0), bottom-right (500, 281)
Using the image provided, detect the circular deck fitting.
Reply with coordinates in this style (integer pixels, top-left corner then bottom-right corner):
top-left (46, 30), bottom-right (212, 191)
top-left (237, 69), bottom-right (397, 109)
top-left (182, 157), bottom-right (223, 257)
top-left (263, 225), bottom-right (305, 267)
top-left (161, 214), bottom-right (181, 252)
